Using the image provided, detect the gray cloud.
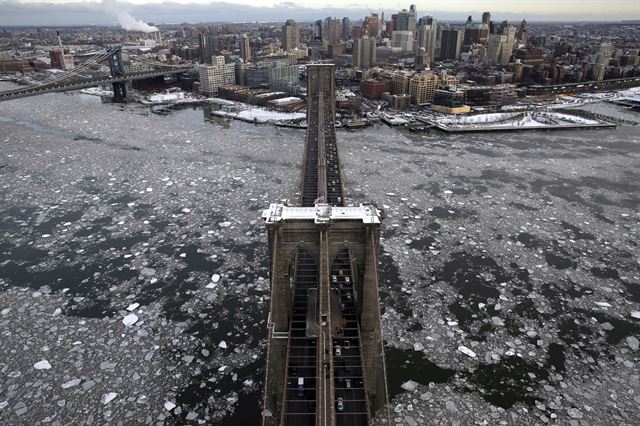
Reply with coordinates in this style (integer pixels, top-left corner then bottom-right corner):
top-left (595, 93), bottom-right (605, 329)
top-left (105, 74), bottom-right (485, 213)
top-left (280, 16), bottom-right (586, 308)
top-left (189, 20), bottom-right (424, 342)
top-left (0, 0), bottom-right (629, 27)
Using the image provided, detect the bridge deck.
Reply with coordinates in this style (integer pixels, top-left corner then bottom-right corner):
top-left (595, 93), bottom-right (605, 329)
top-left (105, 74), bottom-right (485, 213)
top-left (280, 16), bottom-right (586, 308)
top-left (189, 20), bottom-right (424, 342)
top-left (0, 66), bottom-right (193, 102)
top-left (280, 64), bottom-right (369, 426)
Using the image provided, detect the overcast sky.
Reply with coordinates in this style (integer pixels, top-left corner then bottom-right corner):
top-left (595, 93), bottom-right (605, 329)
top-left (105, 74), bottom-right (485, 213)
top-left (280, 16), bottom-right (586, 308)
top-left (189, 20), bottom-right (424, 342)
top-left (1, 0), bottom-right (638, 26)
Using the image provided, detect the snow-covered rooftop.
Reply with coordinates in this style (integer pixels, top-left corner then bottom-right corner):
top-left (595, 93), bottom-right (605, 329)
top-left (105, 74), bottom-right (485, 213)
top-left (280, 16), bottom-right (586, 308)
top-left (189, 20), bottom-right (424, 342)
top-left (268, 97), bottom-right (303, 104)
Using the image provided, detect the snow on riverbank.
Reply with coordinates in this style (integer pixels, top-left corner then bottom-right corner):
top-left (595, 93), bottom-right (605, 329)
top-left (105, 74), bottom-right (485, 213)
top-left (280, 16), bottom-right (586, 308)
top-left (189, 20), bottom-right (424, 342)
top-left (212, 108), bottom-right (305, 124)
top-left (436, 111), bottom-right (601, 130)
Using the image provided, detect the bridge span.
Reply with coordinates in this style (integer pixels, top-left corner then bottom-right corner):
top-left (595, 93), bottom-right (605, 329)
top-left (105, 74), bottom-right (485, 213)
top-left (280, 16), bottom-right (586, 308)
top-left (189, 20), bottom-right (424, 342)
top-left (262, 64), bottom-right (389, 426)
top-left (0, 48), bottom-right (194, 102)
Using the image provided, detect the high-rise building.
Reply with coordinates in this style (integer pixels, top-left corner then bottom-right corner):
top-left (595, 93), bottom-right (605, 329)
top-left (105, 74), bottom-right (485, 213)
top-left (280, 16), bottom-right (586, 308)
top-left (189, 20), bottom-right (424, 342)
top-left (235, 60), bottom-right (246, 85)
top-left (324, 17), bottom-right (341, 45)
top-left (315, 20), bottom-right (323, 40)
top-left (487, 34), bottom-right (507, 65)
top-left (391, 31), bottom-right (414, 52)
top-left (487, 25), bottom-right (516, 65)
top-left (517, 19), bottom-right (528, 45)
top-left (362, 14), bottom-right (380, 38)
top-left (352, 36), bottom-right (377, 69)
top-left (392, 70), bottom-right (413, 95)
top-left (409, 72), bottom-right (459, 105)
top-left (240, 34), bottom-right (251, 61)
top-left (391, 14), bottom-right (398, 32)
top-left (502, 25), bottom-right (517, 63)
top-left (198, 56), bottom-right (235, 96)
top-left (482, 12), bottom-right (491, 26)
top-left (440, 29), bottom-right (463, 60)
top-left (198, 33), bottom-right (218, 64)
top-left (282, 20), bottom-right (301, 51)
top-left (409, 72), bottom-right (439, 105)
top-left (397, 8), bottom-right (417, 35)
top-left (341, 17), bottom-right (351, 41)
top-left (599, 41), bottom-right (615, 60)
top-left (416, 16), bottom-right (437, 59)
top-left (464, 22), bottom-right (489, 47)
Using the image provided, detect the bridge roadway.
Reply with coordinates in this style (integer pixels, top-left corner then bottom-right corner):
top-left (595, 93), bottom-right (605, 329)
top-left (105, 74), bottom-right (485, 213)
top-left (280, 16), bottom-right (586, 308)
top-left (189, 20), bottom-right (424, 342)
top-left (0, 66), bottom-right (194, 102)
top-left (280, 64), bottom-right (370, 426)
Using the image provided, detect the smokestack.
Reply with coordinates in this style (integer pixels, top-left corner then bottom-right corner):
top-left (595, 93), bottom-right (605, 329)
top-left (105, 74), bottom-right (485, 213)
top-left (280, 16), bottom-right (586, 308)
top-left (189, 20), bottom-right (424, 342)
top-left (57, 30), bottom-right (63, 50)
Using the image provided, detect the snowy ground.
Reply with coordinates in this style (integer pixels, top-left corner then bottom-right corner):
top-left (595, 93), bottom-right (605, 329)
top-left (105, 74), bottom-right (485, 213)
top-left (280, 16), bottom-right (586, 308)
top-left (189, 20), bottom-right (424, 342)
top-left (212, 107), bottom-right (305, 123)
top-left (0, 84), bottom-right (639, 425)
top-left (435, 111), bottom-right (605, 131)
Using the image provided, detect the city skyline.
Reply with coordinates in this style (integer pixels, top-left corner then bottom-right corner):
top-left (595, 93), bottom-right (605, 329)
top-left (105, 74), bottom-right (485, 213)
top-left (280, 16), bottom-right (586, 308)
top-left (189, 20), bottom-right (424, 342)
top-left (1, 0), bottom-right (638, 26)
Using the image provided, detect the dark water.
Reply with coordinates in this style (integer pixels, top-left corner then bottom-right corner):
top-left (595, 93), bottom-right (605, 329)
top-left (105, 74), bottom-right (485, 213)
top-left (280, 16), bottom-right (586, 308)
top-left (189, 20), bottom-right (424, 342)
top-left (1, 86), bottom-right (639, 424)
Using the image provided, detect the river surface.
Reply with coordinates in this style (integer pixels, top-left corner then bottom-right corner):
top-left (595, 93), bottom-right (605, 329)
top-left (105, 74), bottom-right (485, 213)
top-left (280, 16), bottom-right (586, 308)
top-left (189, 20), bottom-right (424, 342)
top-left (0, 84), bottom-right (639, 425)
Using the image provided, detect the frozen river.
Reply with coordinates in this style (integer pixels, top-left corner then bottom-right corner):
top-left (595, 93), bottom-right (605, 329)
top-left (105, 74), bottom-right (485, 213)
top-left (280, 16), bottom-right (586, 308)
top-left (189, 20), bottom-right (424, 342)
top-left (0, 86), bottom-right (639, 425)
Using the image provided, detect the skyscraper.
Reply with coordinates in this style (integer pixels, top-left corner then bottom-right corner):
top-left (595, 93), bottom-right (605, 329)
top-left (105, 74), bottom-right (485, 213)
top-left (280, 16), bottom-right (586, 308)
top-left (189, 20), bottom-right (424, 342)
top-left (198, 32), bottom-right (218, 64)
top-left (353, 36), bottom-right (377, 69)
top-left (502, 25), bottom-right (517, 63)
top-left (362, 14), bottom-right (380, 38)
top-left (282, 19), bottom-right (300, 51)
top-left (315, 20), bottom-right (323, 40)
top-left (323, 17), bottom-right (341, 45)
top-left (341, 17), bottom-right (351, 41)
top-left (416, 16), bottom-right (437, 60)
top-left (240, 33), bottom-right (251, 61)
top-left (397, 9), bottom-right (417, 35)
top-left (487, 25), bottom-right (516, 65)
top-left (391, 31), bottom-right (414, 51)
top-left (517, 19), bottom-right (528, 45)
top-left (440, 29), bottom-right (463, 60)
top-left (482, 11), bottom-right (491, 26)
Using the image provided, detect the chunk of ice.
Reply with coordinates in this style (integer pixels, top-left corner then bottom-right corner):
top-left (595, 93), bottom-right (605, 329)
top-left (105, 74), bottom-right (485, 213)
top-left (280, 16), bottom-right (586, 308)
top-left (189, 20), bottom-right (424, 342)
top-left (61, 378), bottom-right (81, 389)
top-left (164, 401), bottom-right (176, 411)
top-left (457, 345), bottom-right (477, 358)
top-left (126, 303), bottom-right (140, 312)
top-left (401, 380), bottom-right (419, 392)
top-left (218, 340), bottom-right (228, 349)
top-left (122, 313), bottom-right (139, 326)
top-left (101, 392), bottom-right (117, 405)
top-left (34, 360), bottom-right (52, 370)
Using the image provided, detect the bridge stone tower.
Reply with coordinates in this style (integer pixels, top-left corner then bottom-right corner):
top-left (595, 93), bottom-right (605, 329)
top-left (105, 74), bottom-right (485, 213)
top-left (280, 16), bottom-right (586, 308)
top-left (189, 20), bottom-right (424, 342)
top-left (262, 64), bottom-right (389, 426)
top-left (108, 47), bottom-right (127, 102)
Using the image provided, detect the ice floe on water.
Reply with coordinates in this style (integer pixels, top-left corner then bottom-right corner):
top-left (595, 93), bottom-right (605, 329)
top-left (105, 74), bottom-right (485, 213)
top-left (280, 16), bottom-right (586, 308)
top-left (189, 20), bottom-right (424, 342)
top-left (122, 313), bottom-right (139, 326)
top-left (1, 83), bottom-right (639, 424)
top-left (33, 360), bottom-right (52, 370)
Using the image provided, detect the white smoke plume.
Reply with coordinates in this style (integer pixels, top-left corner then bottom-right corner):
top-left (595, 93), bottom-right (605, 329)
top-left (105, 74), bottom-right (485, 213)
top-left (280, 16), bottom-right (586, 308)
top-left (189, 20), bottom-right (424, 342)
top-left (103, 0), bottom-right (159, 33)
